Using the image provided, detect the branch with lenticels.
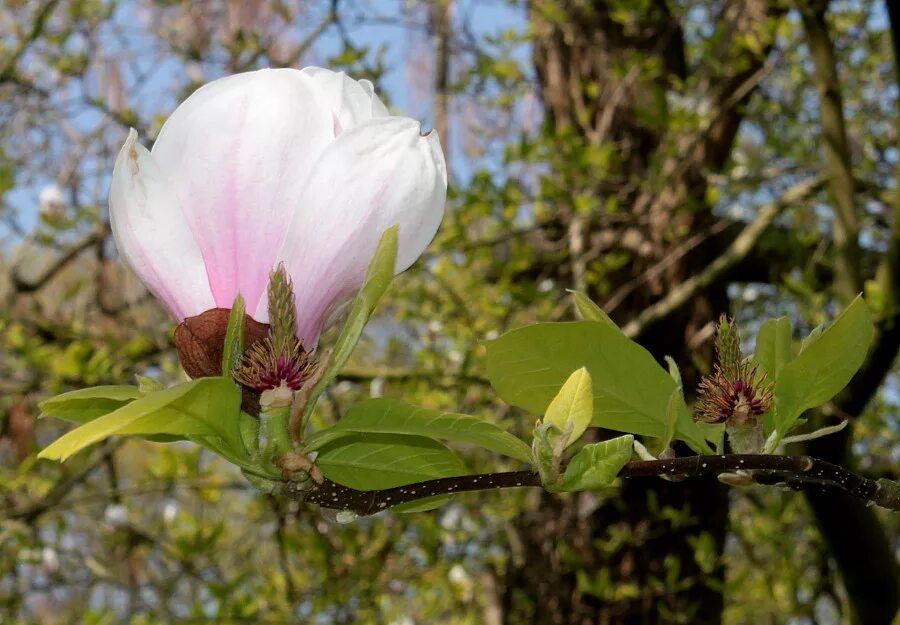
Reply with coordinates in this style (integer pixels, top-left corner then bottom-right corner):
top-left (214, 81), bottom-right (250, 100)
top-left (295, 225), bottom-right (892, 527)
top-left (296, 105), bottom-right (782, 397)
top-left (277, 454), bottom-right (900, 516)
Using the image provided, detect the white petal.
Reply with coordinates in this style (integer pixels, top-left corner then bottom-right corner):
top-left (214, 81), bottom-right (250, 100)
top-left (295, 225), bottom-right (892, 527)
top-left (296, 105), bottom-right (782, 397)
top-left (109, 129), bottom-right (214, 320)
top-left (300, 66), bottom-right (389, 134)
top-left (262, 116), bottom-right (448, 345)
top-left (150, 69), bottom-right (334, 315)
top-left (358, 79), bottom-right (390, 117)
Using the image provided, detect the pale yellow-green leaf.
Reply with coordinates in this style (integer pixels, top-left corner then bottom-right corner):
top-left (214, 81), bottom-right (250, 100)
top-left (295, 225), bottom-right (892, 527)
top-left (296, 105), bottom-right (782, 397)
top-left (543, 367), bottom-right (593, 448)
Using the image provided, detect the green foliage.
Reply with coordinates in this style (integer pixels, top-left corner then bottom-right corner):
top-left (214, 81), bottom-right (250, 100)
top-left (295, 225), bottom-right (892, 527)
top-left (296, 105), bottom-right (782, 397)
top-left (221, 293), bottom-right (246, 380)
top-left (38, 385), bottom-right (140, 423)
top-left (304, 397), bottom-right (531, 463)
top-left (485, 321), bottom-right (713, 452)
top-left (542, 367), bottom-right (593, 449)
top-left (298, 226), bottom-right (399, 432)
top-left (531, 420), bottom-right (562, 486)
top-left (570, 290), bottom-right (618, 329)
top-left (558, 435), bottom-right (634, 492)
top-left (773, 296), bottom-right (873, 436)
top-left (754, 316), bottom-right (792, 381)
top-left (315, 433), bottom-right (466, 491)
top-left (38, 378), bottom-right (242, 462)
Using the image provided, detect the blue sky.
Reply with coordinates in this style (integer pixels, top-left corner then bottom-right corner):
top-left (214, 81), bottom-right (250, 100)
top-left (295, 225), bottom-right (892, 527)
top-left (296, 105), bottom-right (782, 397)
top-left (3, 1), bottom-right (528, 242)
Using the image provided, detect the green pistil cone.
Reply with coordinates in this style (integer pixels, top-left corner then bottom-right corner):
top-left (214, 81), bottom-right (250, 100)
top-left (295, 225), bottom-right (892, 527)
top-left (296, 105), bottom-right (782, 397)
top-left (715, 315), bottom-right (742, 381)
top-left (268, 263), bottom-right (298, 354)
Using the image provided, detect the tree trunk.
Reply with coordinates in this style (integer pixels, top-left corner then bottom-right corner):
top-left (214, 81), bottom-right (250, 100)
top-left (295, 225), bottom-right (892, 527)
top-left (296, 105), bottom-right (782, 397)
top-left (503, 1), bottom-right (778, 622)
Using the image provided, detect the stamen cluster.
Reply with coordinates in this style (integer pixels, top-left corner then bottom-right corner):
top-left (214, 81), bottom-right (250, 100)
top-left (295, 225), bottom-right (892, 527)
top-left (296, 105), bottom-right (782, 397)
top-left (235, 336), bottom-right (313, 391)
top-left (695, 315), bottom-right (773, 425)
top-left (695, 364), bottom-right (773, 424)
top-left (233, 263), bottom-right (315, 391)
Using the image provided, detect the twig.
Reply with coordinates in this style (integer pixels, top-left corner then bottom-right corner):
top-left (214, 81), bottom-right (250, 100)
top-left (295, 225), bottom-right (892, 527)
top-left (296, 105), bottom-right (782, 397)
top-left (277, 453), bottom-right (900, 515)
top-left (11, 227), bottom-right (108, 293)
top-left (621, 175), bottom-right (824, 338)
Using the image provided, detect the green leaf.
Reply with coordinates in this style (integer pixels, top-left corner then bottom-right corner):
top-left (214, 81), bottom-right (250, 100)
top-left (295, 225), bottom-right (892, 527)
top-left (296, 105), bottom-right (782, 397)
top-left (315, 433), bottom-right (467, 491)
top-left (135, 375), bottom-right (163, 394)
top-left (664, 356), bottom-right (683, 396)
top-left (39, 378), bottom-right (242, 462)
top-left (39, 386), bottom-right (141, 424)
top-left (662, 389), bottom-right (679, 448)
top-left (774, 296), bottom-right (873, 435)
top-left (754, 316), bottom-right (792, 380)
top-left (543, 367), bottom-right (593, 448)
top-left (221, 293), bottom-right (246, 380)
top-left (569, 290), bottom-right (618, 329)
top-left (304, 398), bottom-right (531, 463)
top-left (390, 495), bottom-right (452, 513)
top-left (238, 410), bottom-right (260, 458)
top-left (531, 421), bottom-right (563, 486)
top-left (799, 323), bottom-right (824, 354)
top-left (485, 321), bottom-right (714, 452)
top-left (299, 226), bottom-right (398, 431)
top-left (559, 435), bottom-right (634, 491)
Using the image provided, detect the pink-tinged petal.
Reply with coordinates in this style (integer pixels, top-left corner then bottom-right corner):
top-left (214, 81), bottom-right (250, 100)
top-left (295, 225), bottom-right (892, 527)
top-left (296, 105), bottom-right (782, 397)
top-left (109, 129), bottom-right (214, 320)
top-left (150, 69), bottom-right (333, 316)
top-left (259, 116), bottom-right (448, 345)
top-left (300, 66), bottom-right (389, 134)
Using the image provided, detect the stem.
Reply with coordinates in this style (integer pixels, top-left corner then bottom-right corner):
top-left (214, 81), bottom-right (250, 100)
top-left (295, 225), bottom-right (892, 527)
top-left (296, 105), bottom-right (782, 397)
top-left (259, 388), bottom-right (294, 468)
top-left (277, 454), bottom-right (900, 516)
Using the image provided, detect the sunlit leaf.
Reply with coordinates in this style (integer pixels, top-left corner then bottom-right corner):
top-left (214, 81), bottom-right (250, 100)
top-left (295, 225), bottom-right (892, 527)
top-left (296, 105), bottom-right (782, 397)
top-left (559, 435), bottom-right (634, 491)
top-left (485, 321), bottom-right (714, 452)
top-left (304, 398), bottom-right (531, 463)
top-left (39, 378), bottom-right (242, 462)
top-left (754, 316), bottom-right (792, 381)
top-left (569, 290), bottom-right (618, 329)
top-left (543, 367), bottom-right (593, 448)
top-left (315, 433), bottom-right (467, 491)
top-left (774, 296), bottom-right (873, 435)
top-left (39, 386), bottom-right (141, 424)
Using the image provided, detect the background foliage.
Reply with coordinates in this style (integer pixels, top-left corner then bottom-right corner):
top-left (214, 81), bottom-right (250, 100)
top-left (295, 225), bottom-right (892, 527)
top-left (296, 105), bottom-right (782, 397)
top-left (1, 1), bottom-right (898, 624)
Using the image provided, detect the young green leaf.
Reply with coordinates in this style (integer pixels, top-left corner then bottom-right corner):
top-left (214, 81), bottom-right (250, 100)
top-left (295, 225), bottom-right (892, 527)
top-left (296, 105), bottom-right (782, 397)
top-left (298, 226), bottom-right (398, 432)
top-left (569, 290), bottom-right (618, 329)
top-left (558, 434), bottom-right (634, 491)
top-left (221, 293), bottom-right (246, 380)
top-left (238, 410), bottom-right (260, 458)
top-left (754, 316), bottom-right (792, 381)
top-left (485, 321), bottom-right (714, 453)
top-left (39, 378), bottom-right (242, 462)
top-left (543, 367), bottom-right (593, 448)
top-left (799, 323), bottom-right (825, 354)
top-left (664, 356), bottom-right (683, 396)
top-left (135, 375), bottom-right (163, 394)
top-left (774, 296), bottom-right (873, 435)
top-left (531, 420), bottom-right (565, 485)
top-left (315, 433), bottom-right (467, 491)
top-left (390, 495), bottom-right (452, 513)
top-left (303, 398), bottom-right (531, 463)
top-left (662, 389), bottom-right (679, 449)
top-left (39, 386), bottom-right (141, 424)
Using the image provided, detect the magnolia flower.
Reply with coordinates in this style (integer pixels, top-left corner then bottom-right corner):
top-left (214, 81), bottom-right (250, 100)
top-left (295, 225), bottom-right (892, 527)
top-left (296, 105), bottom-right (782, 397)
top-left (110, 67), bottom-right (447, 349)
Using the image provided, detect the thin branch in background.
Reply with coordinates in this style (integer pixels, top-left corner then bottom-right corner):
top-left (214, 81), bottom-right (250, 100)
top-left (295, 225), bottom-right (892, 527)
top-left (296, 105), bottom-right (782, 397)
top-left (622, 175), bottom-right (824, 338)
top-left (11, 226), bottom-right (108, 293)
